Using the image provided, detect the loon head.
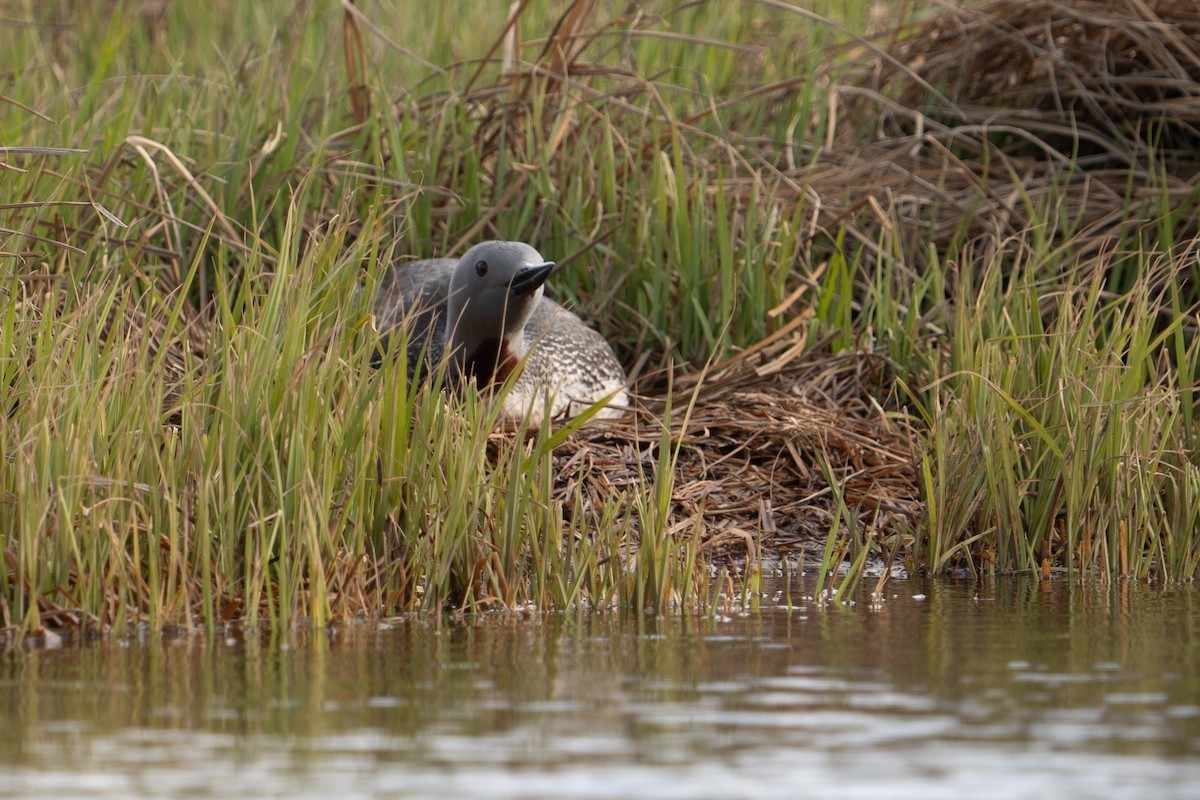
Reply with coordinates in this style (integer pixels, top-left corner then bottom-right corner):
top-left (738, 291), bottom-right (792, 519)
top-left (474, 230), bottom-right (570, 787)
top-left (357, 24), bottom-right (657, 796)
top-left (445, 240), bottom-right (555, 385)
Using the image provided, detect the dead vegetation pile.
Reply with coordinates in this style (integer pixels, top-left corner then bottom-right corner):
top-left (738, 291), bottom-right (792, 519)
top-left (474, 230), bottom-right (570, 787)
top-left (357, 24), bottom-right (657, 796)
top-left (854, 0), bottom-right (1200, 161)
top-left (811, 0), bottom-right (1200, 266)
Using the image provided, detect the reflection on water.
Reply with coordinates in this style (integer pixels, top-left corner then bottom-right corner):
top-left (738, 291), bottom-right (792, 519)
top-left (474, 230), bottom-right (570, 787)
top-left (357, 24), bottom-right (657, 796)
top-left (1, 578), bottom-right (1198, 799)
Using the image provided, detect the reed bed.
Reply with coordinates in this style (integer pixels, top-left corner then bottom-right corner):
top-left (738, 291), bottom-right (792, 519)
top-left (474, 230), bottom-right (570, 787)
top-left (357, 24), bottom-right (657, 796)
top-left (1, 0), bottom-right (1198, 636)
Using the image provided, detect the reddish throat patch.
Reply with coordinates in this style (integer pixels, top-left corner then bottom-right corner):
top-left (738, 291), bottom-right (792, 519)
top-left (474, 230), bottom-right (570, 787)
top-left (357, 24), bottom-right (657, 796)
top-left (463, 338), bottom-right (518, 387)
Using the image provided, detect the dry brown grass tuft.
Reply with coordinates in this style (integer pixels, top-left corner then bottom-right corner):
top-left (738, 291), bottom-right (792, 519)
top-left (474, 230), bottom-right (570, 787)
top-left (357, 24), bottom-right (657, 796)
top-left (851, 0), bottom-right (1200, 163)
top-left (798, 0), bottom-right (1200, 267)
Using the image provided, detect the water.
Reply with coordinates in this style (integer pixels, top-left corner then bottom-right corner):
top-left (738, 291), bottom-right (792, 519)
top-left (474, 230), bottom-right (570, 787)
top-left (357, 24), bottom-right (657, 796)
top-left (1, 578), bottom-right (1198, 799)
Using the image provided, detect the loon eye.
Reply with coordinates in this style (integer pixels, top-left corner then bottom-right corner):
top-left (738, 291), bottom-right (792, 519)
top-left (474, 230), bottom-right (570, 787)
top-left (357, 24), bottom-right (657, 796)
top-left (474, 260), bottom-right (488, 277)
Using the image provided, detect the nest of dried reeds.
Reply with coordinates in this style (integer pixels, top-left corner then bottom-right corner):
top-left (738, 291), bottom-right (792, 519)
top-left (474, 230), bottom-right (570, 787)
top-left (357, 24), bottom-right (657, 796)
top-left (546, 342), bottom-right (921, 562)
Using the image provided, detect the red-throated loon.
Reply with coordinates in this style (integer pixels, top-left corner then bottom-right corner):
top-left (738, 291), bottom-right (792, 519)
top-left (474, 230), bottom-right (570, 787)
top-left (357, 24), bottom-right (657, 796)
top-left (374, 241), bottom-right (628, 421)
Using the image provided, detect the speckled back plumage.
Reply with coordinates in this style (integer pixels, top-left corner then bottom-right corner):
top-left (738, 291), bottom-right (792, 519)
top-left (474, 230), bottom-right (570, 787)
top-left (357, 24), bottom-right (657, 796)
top-left (374, 251), bottom-right (629, 421)
top-left (515, 299), bottom-right (629, 416)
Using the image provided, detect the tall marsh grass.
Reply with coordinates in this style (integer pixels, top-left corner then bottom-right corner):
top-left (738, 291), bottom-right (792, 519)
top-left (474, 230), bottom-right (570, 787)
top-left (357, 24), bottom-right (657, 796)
top-left (902, 244), bottom-right (1200, 579)
top-left (1, 206), bottom-right (704, 632)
